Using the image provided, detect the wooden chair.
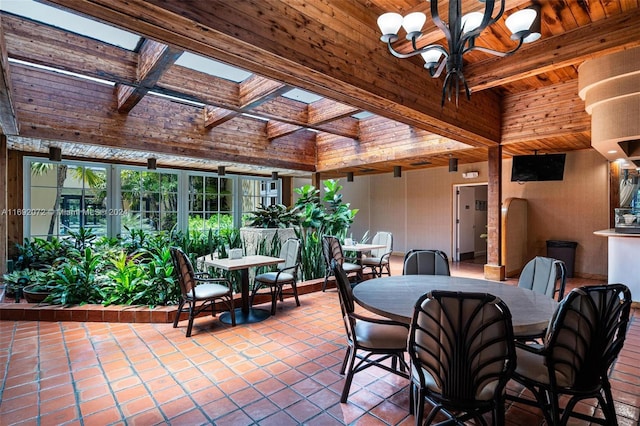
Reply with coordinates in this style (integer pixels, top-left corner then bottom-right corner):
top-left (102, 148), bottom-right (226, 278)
top-left (169, 247), bottom-right (235, 337)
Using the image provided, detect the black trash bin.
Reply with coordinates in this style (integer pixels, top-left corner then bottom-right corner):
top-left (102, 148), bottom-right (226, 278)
top-left (546, 240), bottom-right (577, 278)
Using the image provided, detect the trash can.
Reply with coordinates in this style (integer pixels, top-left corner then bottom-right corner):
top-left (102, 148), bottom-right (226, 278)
top-left (546, 240), bottom-right (577, 278)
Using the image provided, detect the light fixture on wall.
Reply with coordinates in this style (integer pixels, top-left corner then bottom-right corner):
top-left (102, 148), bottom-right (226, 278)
top-left (347, 172), bottom-right (354, 182)
top-left (147, 158), bottom-right (157, 170)
top-left (377, 2), bottom-right (541, 106)
top-left (449, 157), bottom-right (458, 172)
top-left (48, 146), bottom-right (62, 162)
top-left (218, 165), bottom-right (226, 176)
top-left (393, 165), bottom-right (402, 178)
top-left (271, 171), bottom-right (279, 180)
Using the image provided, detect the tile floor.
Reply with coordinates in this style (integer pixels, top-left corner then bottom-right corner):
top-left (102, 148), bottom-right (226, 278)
top-left (1, 257), bottom-right (639, 425)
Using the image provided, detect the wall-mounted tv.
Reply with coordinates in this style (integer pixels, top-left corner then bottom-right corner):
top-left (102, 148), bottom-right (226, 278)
top-left (511, 153), bottom-right (566, 182)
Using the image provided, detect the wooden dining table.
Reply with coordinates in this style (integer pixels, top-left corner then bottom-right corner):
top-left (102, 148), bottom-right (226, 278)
top-left (199, 254), bottom-right (284, 324)
top-left (352, 275), bottom-right (559, 338)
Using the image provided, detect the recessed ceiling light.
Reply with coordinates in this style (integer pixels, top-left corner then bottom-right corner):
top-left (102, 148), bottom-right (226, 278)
top-left (607, 150), bottom-right (618, 154)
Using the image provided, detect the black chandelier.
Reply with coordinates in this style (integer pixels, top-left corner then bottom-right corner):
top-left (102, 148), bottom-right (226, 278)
top-left (377, 1), bottom-right (541, 106)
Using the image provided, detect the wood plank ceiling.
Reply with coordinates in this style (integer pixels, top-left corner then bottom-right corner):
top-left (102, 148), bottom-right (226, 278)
top-left (0, 0), bottom-right (639, 178)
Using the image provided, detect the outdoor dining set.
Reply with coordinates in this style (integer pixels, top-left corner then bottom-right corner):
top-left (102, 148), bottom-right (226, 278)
top-left (169, 232), bottom-right (632, 425)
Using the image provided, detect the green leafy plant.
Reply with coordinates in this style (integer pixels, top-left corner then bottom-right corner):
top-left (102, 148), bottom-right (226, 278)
top-left (48, 247), bottom-right (103, 306)
top-left (142, 246), bottom-right (178, 306)
top-left (245, 204), bottom-right (299, 228)
top-left (101, 251), bottom-right (147, 306)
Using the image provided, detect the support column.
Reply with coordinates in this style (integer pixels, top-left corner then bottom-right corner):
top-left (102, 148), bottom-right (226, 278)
top-left (484, 144), bottom-right (505, 281)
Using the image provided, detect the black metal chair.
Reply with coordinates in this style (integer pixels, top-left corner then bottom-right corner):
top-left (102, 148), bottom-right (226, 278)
top-left (331, 259), bottom-right (409, 403)
top-left (322, 235), bottom-right (362, 291)
top-left (360, 231), bottom-right (393, 278)
top-left (508, 284), bottom-right (632, 426)
top-left (250, 237), bottom-right (301, 315)
top-left (169, 247), bottom-right (235, 337)
top-left (402, 249), bottom-right (450, 276)
top-left (407, 290), bottom-right (516, 426)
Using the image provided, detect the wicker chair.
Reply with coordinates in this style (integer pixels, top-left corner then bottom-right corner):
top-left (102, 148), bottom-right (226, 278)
top-left (322, 235), bottom-right (362, 291)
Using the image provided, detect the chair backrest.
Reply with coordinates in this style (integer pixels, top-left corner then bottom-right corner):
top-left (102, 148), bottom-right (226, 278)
top-left (370, 231), bottom-right (393, 257)
top-left (279, 238), bottom-right (301, 271)
top-left (331, 259), bottom-right (357, 341)
top-left (543, 284), bottom-right (631, 390)
top-left (323, 235), bottom-right (345, 267)
top-left (169, 247), bottom-right (196, 296)
top-left (518, 256), bottom-right (567, 300)
top-left (408, 290), bottom-right (516, 402)
top-left (403, 249), bottom-right (450, 275)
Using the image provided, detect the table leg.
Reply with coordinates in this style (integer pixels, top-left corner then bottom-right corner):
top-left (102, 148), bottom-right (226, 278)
top-left (220, 268), bottom-right (270, 324)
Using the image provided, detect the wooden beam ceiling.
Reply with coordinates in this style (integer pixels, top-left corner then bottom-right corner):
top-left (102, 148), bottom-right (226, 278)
top-left (1, 1), bottom-right (638, 176)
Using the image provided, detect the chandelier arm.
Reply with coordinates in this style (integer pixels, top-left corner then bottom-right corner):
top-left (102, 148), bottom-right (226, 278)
top-left (430, 0), bottom-right (452, 43)
top-left (386, 43), bottom-right (449, 60)
top-left (464, 38), bottom-right (524, 58)
top-left (459, 0), bottom-right (506, 49)
top-left (430, 59), bottom-right (447, 79)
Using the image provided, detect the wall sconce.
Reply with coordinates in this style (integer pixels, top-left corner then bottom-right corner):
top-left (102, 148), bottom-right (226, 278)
top-left (48, 146), bottom-right (62, 162)
top-left (393, 165), bottom-right (402, 178)
top-left (147, 158), bottom-right (157, 170)
top-left (449, 157), bottom-right (458, 172)
top-left (218, 166), bottom-right (226, 176)
top-left (271, 171), bottom-right (279, 180)
top-left (346, 172), bottom-right (354, 182)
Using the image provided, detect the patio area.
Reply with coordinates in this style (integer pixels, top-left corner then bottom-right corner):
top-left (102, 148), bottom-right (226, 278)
top-left (1, 258), bottom-right (639, 425)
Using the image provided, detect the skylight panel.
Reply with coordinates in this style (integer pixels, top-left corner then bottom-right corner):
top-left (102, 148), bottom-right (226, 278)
top-left (175, 52), bottom-right (252, 82)
top-left (282, 89), bottom-right (323, 104)
top-left (8, 58), bottom-right (115, 86)
top-left (1, 0), bottom-right (140, 50)
top-left (352, 111), bottom-right (374, 120)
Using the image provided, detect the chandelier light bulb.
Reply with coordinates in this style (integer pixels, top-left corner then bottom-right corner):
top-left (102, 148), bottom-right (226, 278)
top-left (402, 12), bottom-right (426, 39)
top-left (377, 12), bottom-right (403, 42)
top-left (421, 49), bottom-right (443, 67)
top-left (461, 12), bottom-right (484, 33)
top-left (505, 8), bottom-right (537, 40)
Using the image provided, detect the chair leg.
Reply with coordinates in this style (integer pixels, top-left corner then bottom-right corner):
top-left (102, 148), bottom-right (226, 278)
top-left (340, 347), bottom-right (358, 403)
top-left (270, 285), bottom-right (278, 315)
top-left (291, 281), bottom-right (300, 306)
top-left (173, 300), bottom-right (185, 328)
top-left (340, 346), bottom-right (352, 375)
top-left (185, 301), bottom-right (196, 337)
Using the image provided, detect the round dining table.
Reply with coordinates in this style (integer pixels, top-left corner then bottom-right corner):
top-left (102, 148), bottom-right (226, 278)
top-left (352, 275), bottom-right (559, 337)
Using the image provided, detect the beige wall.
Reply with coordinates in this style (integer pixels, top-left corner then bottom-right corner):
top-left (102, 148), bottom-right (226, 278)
top-left (341, 149), bottom-right (609, 279)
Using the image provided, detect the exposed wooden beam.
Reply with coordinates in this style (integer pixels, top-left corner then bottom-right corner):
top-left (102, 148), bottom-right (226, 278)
top-left (117, 39), bottom-right (183, 112)
top-left (204, 106), bottom-right (238, 129)
top-left (465, 7), bottom-right (640, 92)
top-left (42, 0), bottom-right (503, 147)
top-left (308, 98), bottom-right (360, 126)
top-left (11, 64), bottom-right (317, 171)
top-left (239, 75), bottom-right (289, 109)
top-left (266, 121), bottom-right (302, 140)
top-left (0, 15), bottom-right (18, 135)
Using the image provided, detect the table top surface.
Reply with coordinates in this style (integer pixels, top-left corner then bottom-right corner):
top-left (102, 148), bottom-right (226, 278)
top-left (199, 254), bottom-right (284, 271)
top-left (352, 275), bottom-right (558, 337)
top-left (342, 243), bottom-right (387, 252)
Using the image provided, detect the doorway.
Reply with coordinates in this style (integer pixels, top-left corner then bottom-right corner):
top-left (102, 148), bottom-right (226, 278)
top-left (453, 184), bottom-right (488, 263)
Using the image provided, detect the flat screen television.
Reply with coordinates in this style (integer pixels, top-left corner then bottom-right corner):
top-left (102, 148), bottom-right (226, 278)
top-left (511, 153), bottom-right (566, 182)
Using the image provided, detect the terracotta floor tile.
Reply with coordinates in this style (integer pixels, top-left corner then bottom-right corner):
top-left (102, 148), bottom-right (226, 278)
top-left (1, 258), bottom-right (638, 425)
